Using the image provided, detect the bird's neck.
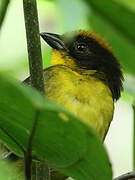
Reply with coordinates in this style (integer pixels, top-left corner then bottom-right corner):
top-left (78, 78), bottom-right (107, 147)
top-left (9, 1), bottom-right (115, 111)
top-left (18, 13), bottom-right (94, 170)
top-left (94, 67), bottom-right (123, 101)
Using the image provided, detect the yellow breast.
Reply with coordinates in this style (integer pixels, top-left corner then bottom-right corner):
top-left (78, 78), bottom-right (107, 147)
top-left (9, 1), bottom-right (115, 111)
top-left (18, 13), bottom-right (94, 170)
top-left (44, 65), bottom-right (114, 140)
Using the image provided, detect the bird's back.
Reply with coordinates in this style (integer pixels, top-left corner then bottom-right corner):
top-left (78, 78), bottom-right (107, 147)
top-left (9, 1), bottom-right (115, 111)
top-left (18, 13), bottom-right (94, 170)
top-left (44, 65), bottom-right (114, 140)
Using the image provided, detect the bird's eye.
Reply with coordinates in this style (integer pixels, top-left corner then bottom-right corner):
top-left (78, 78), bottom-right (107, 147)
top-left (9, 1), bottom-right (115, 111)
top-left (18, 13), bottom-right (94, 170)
top-left (76, 43), bottom-right (87, 52)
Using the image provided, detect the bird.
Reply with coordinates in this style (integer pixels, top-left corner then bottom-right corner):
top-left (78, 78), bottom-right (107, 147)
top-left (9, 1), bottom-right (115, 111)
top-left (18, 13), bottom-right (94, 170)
top-left (36, 30), bottom-right (123, 140)
top-left (3, 30), bottom-right (123, 180)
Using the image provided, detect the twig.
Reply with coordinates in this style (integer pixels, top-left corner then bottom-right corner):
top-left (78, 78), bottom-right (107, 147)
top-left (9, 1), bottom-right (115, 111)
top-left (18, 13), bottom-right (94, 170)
top-left (24, 110), bottom-right (50, 180)
top-left (23, 0), bottom-right (49, 180)
top-left (23, 0), bottom-right (44, 93)
top-left (0, 0), bottom-right (10, 30)
top-left (24, 110), bottom-right (40, 180)
top-left (113, 171), bottom-right (135, 180)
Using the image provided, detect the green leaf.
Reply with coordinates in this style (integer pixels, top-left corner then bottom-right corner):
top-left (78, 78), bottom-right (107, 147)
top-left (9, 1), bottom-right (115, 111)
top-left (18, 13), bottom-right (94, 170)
top-left (86, 0), bottom-right (135, 44)
top-left (0, 74), bottom-right (112, 180)
top-left (84, 0), bottom-right (135, 74)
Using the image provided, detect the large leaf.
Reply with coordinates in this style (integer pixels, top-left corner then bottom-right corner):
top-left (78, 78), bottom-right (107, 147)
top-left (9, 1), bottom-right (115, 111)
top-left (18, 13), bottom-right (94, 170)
top-left (0, 74), bottom-right (112, 180)
top-left (87, 0), bottom-right (135, 44)
top-left (84, 0), bottom-right (135, 75)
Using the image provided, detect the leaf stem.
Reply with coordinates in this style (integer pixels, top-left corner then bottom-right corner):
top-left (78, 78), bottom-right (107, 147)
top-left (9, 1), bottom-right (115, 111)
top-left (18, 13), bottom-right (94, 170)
top-left (23, 0), bottom-right (44, 93)
top-left (24, 110), bottom-right (40, 180)
top-left (0, 0), bottom-right (10, 30)
top-left (23, 0), bottom-right (49, 180)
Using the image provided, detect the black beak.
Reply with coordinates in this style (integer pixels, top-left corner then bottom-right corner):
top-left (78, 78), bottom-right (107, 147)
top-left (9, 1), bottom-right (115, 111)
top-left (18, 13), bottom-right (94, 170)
top-left (40, 32), bottom-right (68, 51)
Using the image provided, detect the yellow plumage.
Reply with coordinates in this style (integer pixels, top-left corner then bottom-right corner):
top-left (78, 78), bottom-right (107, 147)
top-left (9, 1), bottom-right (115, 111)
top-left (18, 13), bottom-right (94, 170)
top-left (44, 50), bottom-right (114, 140)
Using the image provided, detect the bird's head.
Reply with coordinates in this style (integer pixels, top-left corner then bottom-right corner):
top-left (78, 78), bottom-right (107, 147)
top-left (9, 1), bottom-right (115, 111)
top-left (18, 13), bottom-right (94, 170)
top-left (40, 30), bottom-right (123, 100)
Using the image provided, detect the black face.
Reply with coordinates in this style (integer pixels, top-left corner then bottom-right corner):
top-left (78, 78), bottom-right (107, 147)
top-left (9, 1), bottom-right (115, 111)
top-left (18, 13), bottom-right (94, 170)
top-left (40, 32), bottom-right (123, 100)
top-left (66, 35), bottom-right (117, 70)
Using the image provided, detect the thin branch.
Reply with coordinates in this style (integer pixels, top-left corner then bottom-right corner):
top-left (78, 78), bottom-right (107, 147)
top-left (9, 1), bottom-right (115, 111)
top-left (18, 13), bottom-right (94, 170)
top-left (0, 0), bottom-right (10, 30)
top-left (113, 171), bottom-right (135, 180)
top-left (23, 0), bottom-right (49, 180)
top-left (23, 0), bottom-right (44, 93)
top-left (24, 110), bottom-right (40, 180)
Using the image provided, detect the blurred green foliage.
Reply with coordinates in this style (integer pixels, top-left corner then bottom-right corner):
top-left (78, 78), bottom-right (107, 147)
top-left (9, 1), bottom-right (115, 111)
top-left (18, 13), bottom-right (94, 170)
top-left (0, 73), bottom-right (112, 180)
